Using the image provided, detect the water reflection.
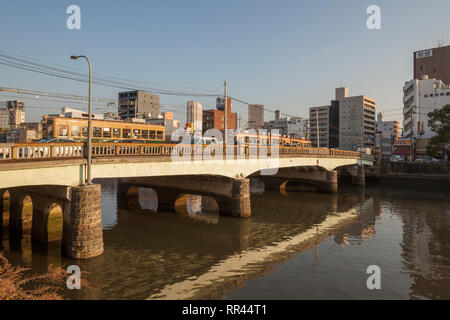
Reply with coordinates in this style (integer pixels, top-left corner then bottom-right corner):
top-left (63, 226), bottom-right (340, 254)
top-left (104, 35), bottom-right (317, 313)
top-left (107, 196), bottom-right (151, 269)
top-left (1, 179), bottom-right (449, 300)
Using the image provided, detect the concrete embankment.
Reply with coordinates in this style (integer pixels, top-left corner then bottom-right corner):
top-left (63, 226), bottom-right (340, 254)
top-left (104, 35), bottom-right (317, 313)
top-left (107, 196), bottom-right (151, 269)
top-left (379, 161), bottom-right (450, 183)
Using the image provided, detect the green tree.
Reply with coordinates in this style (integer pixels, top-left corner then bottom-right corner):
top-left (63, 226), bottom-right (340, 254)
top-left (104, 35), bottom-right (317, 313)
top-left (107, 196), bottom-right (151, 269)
top-left (427, 104), bottom-right (450, 157)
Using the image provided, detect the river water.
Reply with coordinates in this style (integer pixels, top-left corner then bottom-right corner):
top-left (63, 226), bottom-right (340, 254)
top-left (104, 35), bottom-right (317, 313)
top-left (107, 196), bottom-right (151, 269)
top-left (1, 179), bottom-right (450, 300)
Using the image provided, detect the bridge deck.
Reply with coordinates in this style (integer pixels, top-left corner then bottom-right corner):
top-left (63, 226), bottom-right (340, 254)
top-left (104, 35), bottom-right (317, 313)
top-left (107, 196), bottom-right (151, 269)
top-left (0, 143), bottom-right (373, 189)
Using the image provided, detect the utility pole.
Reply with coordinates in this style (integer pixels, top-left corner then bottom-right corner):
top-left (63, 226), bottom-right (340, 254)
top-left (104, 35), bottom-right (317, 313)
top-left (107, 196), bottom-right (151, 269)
top-left (360, 126), bottom-right (364, 164)
top-left (360, 126), bottom-right (363, 151)
top-left (315, 108), bottom-right (320, 147)
top-left (224, 80), bottom-right (228, 145)
top-left (70, 55), bottom-right (92, 185)
top-left (410, 107), bottom-right (415, 161)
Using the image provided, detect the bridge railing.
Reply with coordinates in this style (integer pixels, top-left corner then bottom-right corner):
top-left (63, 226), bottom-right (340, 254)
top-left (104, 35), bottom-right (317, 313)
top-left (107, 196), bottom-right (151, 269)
top-left (0, 142), bottom-right (361, 162)
top-left (0, 143), bottom-right (84, 161)
top-left (90, 143), bottom-right (360, 159)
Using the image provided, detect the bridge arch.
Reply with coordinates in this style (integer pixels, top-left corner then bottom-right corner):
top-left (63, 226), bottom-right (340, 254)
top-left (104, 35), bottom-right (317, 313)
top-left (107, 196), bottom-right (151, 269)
top-left (45, 202), bottom-right (64, 242)
top-left (8, 192), bottom-right (33, 237)
top-left (174, 194), bottom-right (219, 216)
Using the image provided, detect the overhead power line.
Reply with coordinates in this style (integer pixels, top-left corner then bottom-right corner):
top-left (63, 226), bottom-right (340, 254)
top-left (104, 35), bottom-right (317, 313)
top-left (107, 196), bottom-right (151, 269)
top-left (0, 49), bottom-right (224, 93)
top-left (0, 87), bottom-right (114, 103)
top-left (0, 51), bottom-right (221, 97)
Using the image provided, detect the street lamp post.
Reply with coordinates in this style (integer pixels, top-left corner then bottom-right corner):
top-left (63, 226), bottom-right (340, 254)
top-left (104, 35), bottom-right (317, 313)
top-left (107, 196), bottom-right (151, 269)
top-left (71, 55), bottom-right (93, 185)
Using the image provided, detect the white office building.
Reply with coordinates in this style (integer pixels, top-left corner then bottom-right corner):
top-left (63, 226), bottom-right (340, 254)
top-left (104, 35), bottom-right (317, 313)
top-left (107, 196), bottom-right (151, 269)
top-left (403, 75), bottom-right (450, 155)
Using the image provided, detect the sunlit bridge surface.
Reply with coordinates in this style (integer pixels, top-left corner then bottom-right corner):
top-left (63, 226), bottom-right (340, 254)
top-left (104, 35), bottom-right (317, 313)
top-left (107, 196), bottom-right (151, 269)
top-left (1, 179), bottom-right (450, 300)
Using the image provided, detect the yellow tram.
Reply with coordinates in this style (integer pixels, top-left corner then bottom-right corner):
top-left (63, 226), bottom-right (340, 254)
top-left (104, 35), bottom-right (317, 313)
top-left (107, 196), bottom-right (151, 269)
top-left (41, 116), bottom-right (166, 143)
top-left (235, 131), bottom-right (311, 147)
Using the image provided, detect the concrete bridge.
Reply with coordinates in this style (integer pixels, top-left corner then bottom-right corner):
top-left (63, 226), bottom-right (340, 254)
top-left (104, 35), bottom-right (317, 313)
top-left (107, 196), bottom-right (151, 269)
top-left (0, 142), bottom-right (373, 259)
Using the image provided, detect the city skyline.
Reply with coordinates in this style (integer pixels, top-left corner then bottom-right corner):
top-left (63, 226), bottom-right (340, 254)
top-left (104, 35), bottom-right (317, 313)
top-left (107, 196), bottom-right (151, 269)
top-left (1, 0), bottom-right (450, 124)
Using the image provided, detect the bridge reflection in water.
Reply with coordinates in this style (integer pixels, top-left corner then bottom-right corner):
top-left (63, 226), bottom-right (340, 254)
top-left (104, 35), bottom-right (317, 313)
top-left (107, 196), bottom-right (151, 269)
top-left (1, 179), bottom-right (449, 300)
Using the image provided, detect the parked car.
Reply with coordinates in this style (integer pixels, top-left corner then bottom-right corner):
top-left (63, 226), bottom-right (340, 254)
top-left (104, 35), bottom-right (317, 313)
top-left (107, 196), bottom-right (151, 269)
top-left (389, 155), bottom-right (405, 162)
top-left (422, 156), bottom-right (440, 164)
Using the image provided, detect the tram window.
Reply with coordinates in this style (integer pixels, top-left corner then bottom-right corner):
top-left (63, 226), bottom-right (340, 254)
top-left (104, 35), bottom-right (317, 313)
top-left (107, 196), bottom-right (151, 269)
top-left (122, 129), bottom-right (131, 138)
top-left (93, 127), bottom-right (102, 138)
top-left (71, 125), bottom-right (81, 137)
top-left (103, 127), bottom-right (111, 138)
top-left (113, 128), bottom-right (121, 138)
top-left (58, 124), bottom-right (68, 137)
top-left (82, 127), bottom-right (88, 137)
top-left (157, 131), bottom-right (163, 140)
top-left (149, 130), bottom-right (156, 139)
top-left (133, 129), bottom-right (141, 139)
top-left (142, 130), bottom-right (149, 139)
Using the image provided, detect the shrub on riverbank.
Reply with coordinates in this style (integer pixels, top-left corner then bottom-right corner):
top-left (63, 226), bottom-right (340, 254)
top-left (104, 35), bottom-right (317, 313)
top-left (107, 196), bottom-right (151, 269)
top-left (0, 253), bottom-right (66, 300)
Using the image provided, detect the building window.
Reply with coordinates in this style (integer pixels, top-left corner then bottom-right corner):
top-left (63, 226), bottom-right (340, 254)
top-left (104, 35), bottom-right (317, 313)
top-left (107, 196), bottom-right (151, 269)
top-left (71, 125), bottom-right (81, 137)
top-left (430, 93), bottom-right (434, 97)
top-left (103, 127), bottom-right (111, 138)
top-left (424, 94), bottom-right (428, 97)
top-left (122, 129), bottom-right (131, 138)
top-left (58, 124), bottom-right (68, 137)
top-left (93, 127), bottom-right (102, 138)
top-left (113, 128), bottom-right (121, 138)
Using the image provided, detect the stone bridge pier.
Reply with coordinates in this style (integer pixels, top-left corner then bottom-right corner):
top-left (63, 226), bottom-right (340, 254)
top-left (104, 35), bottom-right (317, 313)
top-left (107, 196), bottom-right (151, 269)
top-left (257, 167), bottom-right (338, 193)
top-left (117, 175), bottom-right (252, 218)
top-left (0, 185), bottom-right (104, 259)
top-left (334, 165), bottom-right (368, 187)
top-left (346, 165), bottom-right (366, 187)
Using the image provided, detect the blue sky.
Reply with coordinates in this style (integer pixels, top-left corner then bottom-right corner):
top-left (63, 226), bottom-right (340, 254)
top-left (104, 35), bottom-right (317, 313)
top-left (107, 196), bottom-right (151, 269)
top-left (1, 0), bottom-right (450, 124)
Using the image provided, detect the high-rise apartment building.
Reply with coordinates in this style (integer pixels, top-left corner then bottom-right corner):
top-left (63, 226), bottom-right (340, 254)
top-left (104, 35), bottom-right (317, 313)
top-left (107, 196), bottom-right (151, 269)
top-left (309, 100), bottom-right (339, 148)
top-left (337, 88), bottom-right (376, 150)
top-left (309, 87), bottom-right (375, 150)
top-left (248, 104), bottom-right (264, 129)
top-left (118, 90), bottom-right (160, 120)
top-left (414, 45), bottom-right (450, 85)
top-left (187, 101), bottom-right (202, 133)
top-left (309, 105), bottom-right (331, 148)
